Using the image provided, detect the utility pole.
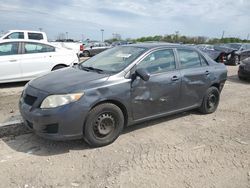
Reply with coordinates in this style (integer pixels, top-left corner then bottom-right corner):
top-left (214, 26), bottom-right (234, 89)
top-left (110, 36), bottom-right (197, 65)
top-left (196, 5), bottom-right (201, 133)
top-left (101, 29), bottom-right (104, 42)
top-left (175, 31), bottom-right (179, 43)
top-left (66, 32), bottom-right (68, 40)
top-left (221, 30), bottom-right (225, 39)
top-left (247, 33), bottom-right (249, 41)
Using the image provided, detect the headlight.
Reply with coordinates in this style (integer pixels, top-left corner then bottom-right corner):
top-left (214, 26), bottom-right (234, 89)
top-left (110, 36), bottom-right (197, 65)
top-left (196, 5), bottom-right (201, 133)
top-left (40, 93), bottom-right (84, 109)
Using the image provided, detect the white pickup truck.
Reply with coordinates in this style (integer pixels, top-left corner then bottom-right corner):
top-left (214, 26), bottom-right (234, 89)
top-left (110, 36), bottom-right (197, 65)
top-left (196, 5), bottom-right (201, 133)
top-left (0, 30), bottom-right (83, 56)
top-left (0, 30), bottom-right (48, 41)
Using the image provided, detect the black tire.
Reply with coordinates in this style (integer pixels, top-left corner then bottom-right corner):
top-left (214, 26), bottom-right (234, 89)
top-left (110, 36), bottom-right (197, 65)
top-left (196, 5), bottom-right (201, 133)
top-left (52, 65), bottom-right (67, 71)
top-left (82, 50), bottom-right (90, 57)
top-left (84, 103), bottom-right (124, 147)
top-left (238, 75), bottom-right (246, 80)
top-left (199, 86), bottom-right (220, 114)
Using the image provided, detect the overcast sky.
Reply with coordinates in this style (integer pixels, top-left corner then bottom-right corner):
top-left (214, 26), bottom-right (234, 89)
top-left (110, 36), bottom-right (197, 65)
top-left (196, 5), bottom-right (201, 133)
top-left (0, 0), bottom-right (250, 41)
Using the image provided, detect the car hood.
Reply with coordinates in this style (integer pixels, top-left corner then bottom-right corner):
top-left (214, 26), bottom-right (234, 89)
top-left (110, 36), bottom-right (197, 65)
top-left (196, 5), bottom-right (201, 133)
top-left (29, 67), bottom-right (110, 94)
top-left (213, 45), bottom-right (236, 53)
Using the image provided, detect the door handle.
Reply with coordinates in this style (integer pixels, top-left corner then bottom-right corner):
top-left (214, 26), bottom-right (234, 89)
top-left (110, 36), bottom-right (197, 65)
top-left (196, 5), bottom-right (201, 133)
top-left (171, 76), bottom-right (179, 81)
top-left (205, 71), bottom-right (210, 75)
top-left (9, 59), bottom-right (17, 62)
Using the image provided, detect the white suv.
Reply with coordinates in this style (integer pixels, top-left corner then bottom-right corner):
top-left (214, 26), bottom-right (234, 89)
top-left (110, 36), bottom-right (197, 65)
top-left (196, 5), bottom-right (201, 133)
top-left (0, 30), bottom-right (48, 41)
top-left (0, 39), bottom-right (79, 83)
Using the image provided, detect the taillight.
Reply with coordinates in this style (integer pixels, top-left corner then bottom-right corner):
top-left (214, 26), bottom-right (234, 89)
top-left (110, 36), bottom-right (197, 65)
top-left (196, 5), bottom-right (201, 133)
top-left (220, 53), bottom-right (225, 63)
top-left (80, 44), bottom-right (84, 51)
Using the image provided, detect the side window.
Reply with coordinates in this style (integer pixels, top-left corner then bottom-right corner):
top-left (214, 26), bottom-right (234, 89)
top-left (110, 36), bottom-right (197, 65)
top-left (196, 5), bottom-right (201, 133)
top-left (24, 43), bottom-right (55, 54)
top-left (5, 32), bottom-right (24, 39)
top-left (137, 49), bottom-right (176, 74)
top-left (0, 42), bottom-right (19, 56)
top-left (28, 33), bottom-right (43, 40)
top-left (178, 49), bottom-right (201, 68)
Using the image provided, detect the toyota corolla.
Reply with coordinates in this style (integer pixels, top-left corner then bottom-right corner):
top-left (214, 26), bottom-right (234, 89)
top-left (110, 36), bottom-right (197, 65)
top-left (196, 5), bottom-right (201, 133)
top-left (19, 43), bottom-right (227, 147)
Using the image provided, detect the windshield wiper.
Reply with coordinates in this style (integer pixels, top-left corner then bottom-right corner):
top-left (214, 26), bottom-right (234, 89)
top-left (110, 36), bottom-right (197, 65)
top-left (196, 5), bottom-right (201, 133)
top-left (80, 65), bottom-right (104, 73)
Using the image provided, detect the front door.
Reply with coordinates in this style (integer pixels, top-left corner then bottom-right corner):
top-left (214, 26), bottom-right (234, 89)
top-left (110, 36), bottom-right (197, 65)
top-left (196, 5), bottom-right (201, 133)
top-left (131, 48), bottom-right (181, 120)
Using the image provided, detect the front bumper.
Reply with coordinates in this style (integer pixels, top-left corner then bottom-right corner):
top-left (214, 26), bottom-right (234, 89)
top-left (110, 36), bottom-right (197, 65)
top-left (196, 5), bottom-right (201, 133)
top-left (19, 85), bottom-right (89, 141)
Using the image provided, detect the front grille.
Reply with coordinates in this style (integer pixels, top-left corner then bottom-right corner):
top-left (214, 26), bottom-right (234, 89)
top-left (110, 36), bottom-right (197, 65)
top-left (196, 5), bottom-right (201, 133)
top-left (24, 94), bottom-right (37, 106)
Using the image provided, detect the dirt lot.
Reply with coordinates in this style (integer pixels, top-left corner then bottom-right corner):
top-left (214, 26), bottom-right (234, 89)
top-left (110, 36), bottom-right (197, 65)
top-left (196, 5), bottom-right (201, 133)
top-left (0, 66), bottom-right (250, 188)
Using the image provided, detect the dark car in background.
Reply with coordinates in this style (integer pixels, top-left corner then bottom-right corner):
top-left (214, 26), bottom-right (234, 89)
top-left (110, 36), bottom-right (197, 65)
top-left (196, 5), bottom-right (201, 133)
top-left (19, 43), bottom-right (227, 147)
top-left (238, 57), bottom-right (250, 80)
top-left (197, 43), bottom-right (250, 65)
top-left (80, 42), bottom-right (111, 57)
top-left (111, 41), bottom-right (133, 47)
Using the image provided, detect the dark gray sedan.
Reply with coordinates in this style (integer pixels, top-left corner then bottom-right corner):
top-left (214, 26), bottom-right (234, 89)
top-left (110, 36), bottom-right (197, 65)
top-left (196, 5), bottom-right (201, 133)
top-left (19, 43), bottom-right (227, 147)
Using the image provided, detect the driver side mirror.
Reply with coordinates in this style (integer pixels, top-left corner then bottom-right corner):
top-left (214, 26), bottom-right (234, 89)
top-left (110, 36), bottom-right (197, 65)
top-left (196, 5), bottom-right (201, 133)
top-left (135, 68), bottom-right (150, 81)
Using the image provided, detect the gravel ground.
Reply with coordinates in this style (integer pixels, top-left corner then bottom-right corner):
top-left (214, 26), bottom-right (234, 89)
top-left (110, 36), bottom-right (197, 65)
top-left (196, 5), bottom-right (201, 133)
top-left (0, 66), bottom-right (250, 188)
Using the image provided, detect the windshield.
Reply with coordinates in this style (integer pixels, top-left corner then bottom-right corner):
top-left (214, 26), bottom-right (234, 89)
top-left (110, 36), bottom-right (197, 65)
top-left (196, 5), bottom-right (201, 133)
top-left (79, 46), bottom-right (146, 73)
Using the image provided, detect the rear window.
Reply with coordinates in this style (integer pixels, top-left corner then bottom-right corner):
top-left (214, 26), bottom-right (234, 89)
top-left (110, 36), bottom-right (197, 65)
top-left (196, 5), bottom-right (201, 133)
top-left (178, 49), bottom-right (201, 68)
top-left (28, 33), bottom-right (44, 40)
top-left (24, 42), bottom-right (55, 54)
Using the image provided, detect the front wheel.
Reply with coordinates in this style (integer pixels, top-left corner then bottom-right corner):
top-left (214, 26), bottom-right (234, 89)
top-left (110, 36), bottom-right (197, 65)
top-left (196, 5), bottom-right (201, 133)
top-left (199, 86), bottom-right (220, 114)
top-left (84, 103), bottom-right (124, 147)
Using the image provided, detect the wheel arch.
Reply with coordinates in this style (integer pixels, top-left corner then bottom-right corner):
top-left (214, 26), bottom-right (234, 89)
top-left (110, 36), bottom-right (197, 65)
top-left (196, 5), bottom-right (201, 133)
top-left (88, 99), bottom-right (129, 127)
top-left (51, 64), bottom-right (68, 71)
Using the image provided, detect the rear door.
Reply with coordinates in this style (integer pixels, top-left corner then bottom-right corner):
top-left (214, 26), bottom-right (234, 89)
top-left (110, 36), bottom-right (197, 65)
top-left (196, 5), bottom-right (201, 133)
top-left (0, 42), bottom-right (22, 82)
top-left (177, 49), bottom-right (212, 108)
top-left (19, 42), bottom-right (56, 80)
top-left (131, 48), bottom-right (181, 120)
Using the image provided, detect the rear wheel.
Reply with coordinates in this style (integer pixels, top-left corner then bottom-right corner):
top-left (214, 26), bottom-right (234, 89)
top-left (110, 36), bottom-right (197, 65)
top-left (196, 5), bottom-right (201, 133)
top-left (199, 86), bottom-right (220, 114)
top-left (82, 50), bottom-right (90, 57)
top-left (238, 75), bottom-right (246, 80)
top-left (84, 103), bottom-right (124, 147)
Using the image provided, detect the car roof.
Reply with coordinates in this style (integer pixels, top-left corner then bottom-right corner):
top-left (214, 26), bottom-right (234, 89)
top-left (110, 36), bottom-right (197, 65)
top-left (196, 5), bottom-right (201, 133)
top-left (0, 39), bottom-right (58, 48)
top-left (126, 42), bottom-right (194, 50)
top-left (8, 30), bottom-right (45, 34)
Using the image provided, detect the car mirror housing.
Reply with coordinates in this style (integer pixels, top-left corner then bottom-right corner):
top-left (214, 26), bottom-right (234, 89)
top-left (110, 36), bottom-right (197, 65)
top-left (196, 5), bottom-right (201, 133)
top-left (135, 68), bottom-right (150, 81)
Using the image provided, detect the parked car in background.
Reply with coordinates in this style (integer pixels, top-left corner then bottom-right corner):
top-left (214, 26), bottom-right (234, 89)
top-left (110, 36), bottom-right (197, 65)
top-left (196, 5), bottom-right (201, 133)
top-left (19, 43), bottom-right (227, 147)
top-left (51, 41), bottom-right (83, 57)
top-left (238, 57), bottom-right (250, 80)
top-left (214, 43), bottom-right (250, 65)
top-left (0, 39), bottom-right (79, 83)
top-left (195, 44), bottom-right (225, 63)
top-left (0, 30), bottom-right (48, 41)
top-left (196, 44), bottom-right (215, 51)
top-left (79, 42), bottom-right (111, 57)
top-left (111, 41), bottom-right (133, 46)
top-left (197, 43), bottom-right (250, 65)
